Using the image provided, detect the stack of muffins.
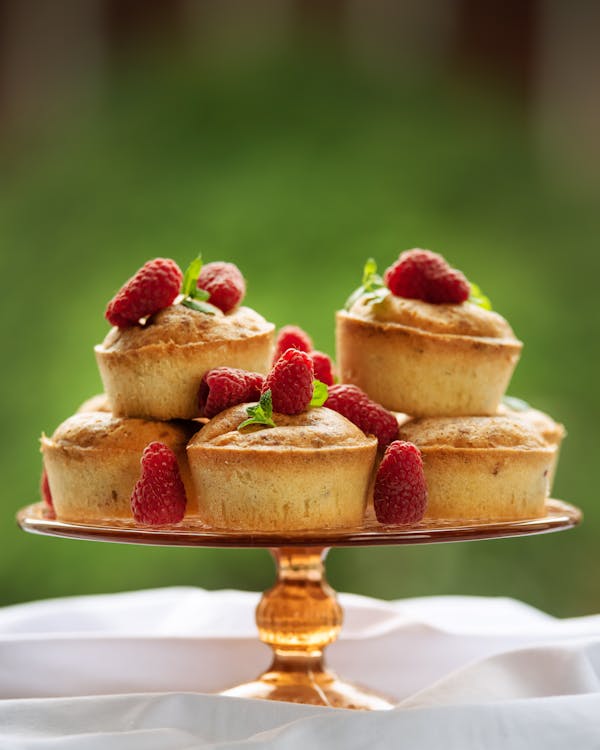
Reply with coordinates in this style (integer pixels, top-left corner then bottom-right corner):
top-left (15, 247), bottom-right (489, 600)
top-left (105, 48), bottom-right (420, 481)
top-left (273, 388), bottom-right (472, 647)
top-left (40, 257), bottom-right (381, 531)
top-left (337, 249), bottom-right (564, 521)
top-left (41, 258), bottom-right (276, 524)
top-left (40, 249), bottom-right (564, 530)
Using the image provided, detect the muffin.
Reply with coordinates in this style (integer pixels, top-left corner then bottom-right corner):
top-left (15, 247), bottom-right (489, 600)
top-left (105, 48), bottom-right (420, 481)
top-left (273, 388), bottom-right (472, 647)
top-left (76, 393), bottom-right (111, 414)
top-left (41, 411), bottom-right (198, 522)
top-left (187, 404), bottom-right (377, 530)
top-left (337, 292), bottom-right (522, 417)
top-left (95, 304), bottom-right (275, 421)
top-left (498, 398), bottom-right (566, 490)
top-left (397, 415), bottom-right (556, 520)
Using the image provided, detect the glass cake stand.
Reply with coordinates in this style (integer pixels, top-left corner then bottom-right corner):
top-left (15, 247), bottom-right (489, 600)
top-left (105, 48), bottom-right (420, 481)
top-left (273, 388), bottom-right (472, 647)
top-left (17, 499), bottom-right (581, 710)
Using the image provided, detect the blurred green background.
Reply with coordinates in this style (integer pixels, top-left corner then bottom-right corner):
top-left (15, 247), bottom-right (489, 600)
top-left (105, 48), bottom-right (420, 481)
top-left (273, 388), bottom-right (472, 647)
top-left (1, 2), bottom-right (598, 616)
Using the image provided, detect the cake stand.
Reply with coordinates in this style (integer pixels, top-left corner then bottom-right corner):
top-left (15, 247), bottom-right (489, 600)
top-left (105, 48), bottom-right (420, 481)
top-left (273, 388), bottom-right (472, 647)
top-left (17, 499), bottom-right (581, 710)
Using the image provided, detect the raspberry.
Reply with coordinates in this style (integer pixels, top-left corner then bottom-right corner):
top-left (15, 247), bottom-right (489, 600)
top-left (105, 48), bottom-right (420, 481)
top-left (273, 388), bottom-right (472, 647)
top-left (106, 258), bottom-right (183, 327)
top-left (40, 469), bottom-right (53, 509)
top-left (310, 351), bottom-right (335, 386)
top-left (263, 348), bottom-right (314, 415)
top-left (130, 442), bottom-right (187, 525)
top-left (197, 262), bottom-right (245, 313)
top-left (384, 249), bottom-right (469, 305)
top-left (325, 384), bottom-right (398, 449)
top-left (199, 367), bottom-right (265, 418)
top-left (273, 325), bottom-right (313, 362)
top-left (374, 441), bottom-right (427, 524)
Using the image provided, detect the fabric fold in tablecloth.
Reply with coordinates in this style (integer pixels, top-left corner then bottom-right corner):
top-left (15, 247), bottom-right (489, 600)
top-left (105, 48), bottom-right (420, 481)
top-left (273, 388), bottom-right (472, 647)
top-left (1, 587), bottom-right (599, 748)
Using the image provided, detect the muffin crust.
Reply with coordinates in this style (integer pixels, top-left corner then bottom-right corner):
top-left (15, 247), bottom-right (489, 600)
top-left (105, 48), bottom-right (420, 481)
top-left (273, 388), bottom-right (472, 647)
top-left (351, 293), bottom-right (516, 339)
top-left (399, 415), bottom-right (548, 450)
top-left (497, 401), bottom-right (566, 491)
top-left (196, 404), bottom-right (372, 449)
top-left (76, 393), bottom-right (111, 414)
top-left (102, 304), bottom-right (272, 351)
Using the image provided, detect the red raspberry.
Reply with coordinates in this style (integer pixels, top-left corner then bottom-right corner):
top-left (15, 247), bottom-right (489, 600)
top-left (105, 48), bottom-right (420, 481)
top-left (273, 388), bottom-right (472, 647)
top-left (263, 348), bottom-right (314, 415)
top-left (130, 442), bottom-right (187, 525)
top-left (374, 441), bottom-right (427, 524)
top-left (40, 469), bottom-right (53, 509)
top-left (384, 249), bottom-right (469, 305)
top-left (197, 262), bottom-right (245, 313)
top-left (325, 384), bottom-right (398, 450)
top-left (106, 258), bottom-right (183, 328)
top-left (273, 325), bottom-right (313, 361)
top-left (199, 367), bottom-right (265, 418)
top-left (310, 351), bottom-right (335, 386)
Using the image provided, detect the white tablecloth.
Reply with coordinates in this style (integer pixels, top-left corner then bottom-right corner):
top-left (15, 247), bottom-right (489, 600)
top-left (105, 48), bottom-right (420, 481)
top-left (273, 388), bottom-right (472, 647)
top-left (1, 587), bottom-right (599, 748)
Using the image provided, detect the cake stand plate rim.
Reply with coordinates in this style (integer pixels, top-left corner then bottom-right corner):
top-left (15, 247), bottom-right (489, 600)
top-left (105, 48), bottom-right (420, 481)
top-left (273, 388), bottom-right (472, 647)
top-left (16, 499), bottom-right (582, 549)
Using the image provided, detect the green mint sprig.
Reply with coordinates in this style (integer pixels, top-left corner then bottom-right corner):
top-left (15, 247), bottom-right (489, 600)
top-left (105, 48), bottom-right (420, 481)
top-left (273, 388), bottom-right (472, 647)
top-left (238, 379), bottom-right (329, 432)
top-left (238, 390), bottom-right (276, 430)
top-left (344, 258), bottom-right (389, 310)
top-left (310, 379), bottom-right (328, 407)
top-left (180, 255), bottom-right (215, 315)
top-left (502, 395), bottom-right (530, 412)
top-left (469, 282), bottom-right (492, 311)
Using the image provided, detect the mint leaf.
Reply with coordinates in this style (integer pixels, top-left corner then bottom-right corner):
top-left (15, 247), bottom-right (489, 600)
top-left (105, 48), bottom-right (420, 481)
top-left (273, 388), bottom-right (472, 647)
top-left (362, 287), bottom-right (389, 305)
top-left (363, 257), bottom-right (384, 291)
top-left (182, 255), bottom-right (203, 298)
top-left (362, 257), bottom-right (379, 286)
top-left (181, 298), bottom-right (216, 315)
top-left (310, 379), bottom-right (328, 407)
top-left (238, 389), bottom-right (276, 430)
top-left (502, 395), bottom-right (530, 412)
top-left (180, 255), bottom-right (215, 314)
top-left (192, 287), bottom-right (210, 301)
top-left (345, 257), bottom-right (387, 310)
top-left (344, 286), bottom-right (365, 311)
top-left (469, 282), bottom-right (492, 311)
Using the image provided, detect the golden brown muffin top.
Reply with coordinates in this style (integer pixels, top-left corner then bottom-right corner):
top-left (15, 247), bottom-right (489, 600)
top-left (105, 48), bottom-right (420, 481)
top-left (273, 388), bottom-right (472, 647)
top-left (497, 402), bottom-right (565, 445)
top-left (189, 404), bottom-right (377, 450)
top-left (46, 411), bottom-right (198, 450)
top-left (76, 393), bottom-right (111, 414)
top-left (99, 304), bottom-right (274, 352)
top-left (348, 292), bottom-right (517, 340)
top-left (399, 415), bottom-right (548, 450)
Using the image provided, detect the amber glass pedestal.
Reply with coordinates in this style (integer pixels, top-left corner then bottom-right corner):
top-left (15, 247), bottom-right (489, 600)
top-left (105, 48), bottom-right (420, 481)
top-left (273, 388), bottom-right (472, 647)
top-left (222, 547), bottom-right (393, 709)
top-left (17, 500), bottom-right (581, 711)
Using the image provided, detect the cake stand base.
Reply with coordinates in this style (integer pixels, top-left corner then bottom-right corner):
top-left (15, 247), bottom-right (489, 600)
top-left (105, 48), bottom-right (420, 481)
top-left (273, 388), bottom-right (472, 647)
top-left (220, 547), bottom-right (394, 710)
top-left (222, 659), bottom-right (393, 710)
